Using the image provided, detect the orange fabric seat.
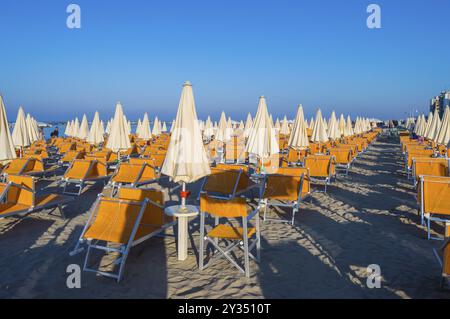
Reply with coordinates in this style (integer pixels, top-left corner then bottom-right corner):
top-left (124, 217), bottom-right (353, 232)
top-left (207, 224), bottom-right (256, 240)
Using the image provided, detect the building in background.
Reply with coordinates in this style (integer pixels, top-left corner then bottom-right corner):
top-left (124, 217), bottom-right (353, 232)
top-left (430, 91), bottom-right (450, 118)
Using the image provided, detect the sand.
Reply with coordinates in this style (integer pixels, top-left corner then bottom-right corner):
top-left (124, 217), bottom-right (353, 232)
top-left (0, 134), bottom-right (448, 299)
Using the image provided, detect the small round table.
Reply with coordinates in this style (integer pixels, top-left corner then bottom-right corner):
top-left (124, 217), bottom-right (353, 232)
top-left (164, 205), bottom-right (199, 261)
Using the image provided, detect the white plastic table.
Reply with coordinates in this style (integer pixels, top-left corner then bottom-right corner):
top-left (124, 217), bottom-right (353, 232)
top-left (164, 205), bottom-right (199, 261)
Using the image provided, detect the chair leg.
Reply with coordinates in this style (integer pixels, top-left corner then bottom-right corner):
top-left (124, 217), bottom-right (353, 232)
top-left (199, 212), bottom-right (205, 271)
top-left (243, 218), bottom-right (250, 278)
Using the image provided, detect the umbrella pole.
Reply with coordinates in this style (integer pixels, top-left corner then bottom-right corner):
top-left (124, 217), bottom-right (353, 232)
top-left (181, 182), bottom-right (186, 208)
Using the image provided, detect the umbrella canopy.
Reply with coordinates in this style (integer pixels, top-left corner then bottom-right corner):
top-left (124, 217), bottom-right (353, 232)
top-left (64, 120), bottom-right (72, 136)
top-left (12, 106), bottom-right (31, 148)
top-left (162, 121), bottom-right (168, 132)
top-left (160, 81), bottom-right (211, 184)
top-left (87, 111), bottom-right (104, 145)
top-left (280, 115), bottom-right (290, 135)
top-left (311, 109), bottom-right (329, 143)
top-left (139, 113), bottom-right (152, 140)
top-left (338, 114), bottom-right (346, 137)
top-left (72, 117), bottom-right (80, 138)
top-left (78, 114), bottom-right (90, 140)
top-left (423, 112), bottom-right (434, 138)
top-left (106, 103), bottom-right (132, 152)
top-left (26, 113), bottom-right (38, 142)
top-left (414, 115), bottom-right (424, 135)
top-left (216, 111), bottom-right (231, 143)
top-left (436, 106), bottom-right (450, 145)
top-left (424, 109), bottom-right (440, 140)
top-left (327, 111), bottom-right (340, 140)
top-left (244, 113), bottom-right (253, 138)
top-left (203, 116), bottom-right (214, 139)
top-left (105, 120), bottom-right (111, 134)
top-left (152, 117), bottom-right (161, 136)
top-left (0, 96), bottom-right (17, 161)
top-left (288, 104), bottom-right (309, 150)
top-left (345, 116), bottom-right (354, 137)
top-left (274, 118), bottom-right (281, 131)
top-left (170, 120), bottom-right (175, 133)
top-left (245, 96), bottom-right (279, 159)
top-left (309, 117), bottom-right (315, 130)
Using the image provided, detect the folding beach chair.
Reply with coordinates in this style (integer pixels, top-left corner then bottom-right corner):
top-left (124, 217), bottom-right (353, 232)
top-left (0, 174), bottom-right (73, 219)
top-left (304, 155), bottom-right (336, 193)
top-left (60, 150), bottom-right (85, 165)
top-left (198, 167), bottom-right (242, 200)
top-left (412, 158), bottom-right (450, 186)
top-left (70, 188), bottom-right (174, 282)
top-left (18, 156), bottom-right (60, 178)
top-left (61, 159), bottom-right (111, 196)
top-left (259, 167), bottom-right (310, 225)
top-left (199, 194), bottom-right (260, 277)
top-left (329, 148), bottom-right (353, 176)
top-left (418, 175), bottom-right (450, 239)
top-left (405, 149), bottom-right (434, 178)
top-left (1, 158), bottom-right (32, 178)
top-left (107, 163), bottom-right (145, 195)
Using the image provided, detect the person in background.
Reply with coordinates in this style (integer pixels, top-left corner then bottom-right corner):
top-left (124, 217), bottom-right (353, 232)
top-left (50, 127), bottom-right (59, 138)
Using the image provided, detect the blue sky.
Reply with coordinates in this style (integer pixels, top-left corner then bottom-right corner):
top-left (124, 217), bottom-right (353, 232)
top-left (1, 0), bottom-right (449, 122)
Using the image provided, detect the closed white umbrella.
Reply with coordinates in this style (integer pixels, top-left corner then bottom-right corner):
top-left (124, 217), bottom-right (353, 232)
top-left (136, 119), bottom-right (142, 136)
top-left (327, 111), bottom-right (340, 140)
top-left (0, 96), bottom-right (17, 162)
top-left (345, 116), bottom-right (354, 137)
top-left (288, 104), bottom-right (309, 150)
top-left (26, 113), bottom-right (38, 143)
top-left (424, 109), bottom-right (440, 140)
top-left (245, 96), bottom-right (279, 160)
top-left (139, 113), bottom-right (152, 140)
top-left (64, 120), bottom-right (71, 136)
top-left (338, 114), bottom-right (346, 137)
top-left (203, 116), bottom-right (214, 139)
top-left (161, 81), bottom-right (211, 206)
top-left (244, 113), bottom-right (253, 138)
top-left (12, 106), bottom-right (31, 149)
top-left (72, 117), bottom-right (80, 139)
top-left (309, 117), bottom-right (315, 130)
top-left (170, 120), bottom-right (175, 133)
top-left (436, 106), bottom-right (450, 145)
top-left (78, 114), bottom-right (90, 140)
top-left (87, 111), bottom-right (104, 145)
top-left (311, 109), bottom-right (329, 144)
top-left (216, 111), bottom-right (231, 143)
top-left (280, 115), bottom-right (290, 135)
top-left (152, 116), bottom-right (161, 136)
top-left (105, 119), bottom-right (111, 135)
top-left (423, 112), bottom-right (434, 138)
top-left (99, 120), bottom-right (105, 136)
top-left (162, 121), bottom-right (168, 132)
top-left (106, 102), bottom-right (132, 152)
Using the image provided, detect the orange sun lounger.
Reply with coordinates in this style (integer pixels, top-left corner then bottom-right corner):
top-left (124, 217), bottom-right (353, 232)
top-left (0, 174), bottom-right (73, 219)
top-left (70, 188), bottom-right (174, 282)
top-left (418, 175), bottom-right (450, 240)
top-left (259, 167), bottom-right (310, 225)
top-left (61, 159), bottom-right (111, 196)
top-left (304, 155), bottom-right (336, 193)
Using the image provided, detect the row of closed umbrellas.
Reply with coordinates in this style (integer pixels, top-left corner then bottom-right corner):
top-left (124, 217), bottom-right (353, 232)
top-left (413, 106), bottom-right (450, 146)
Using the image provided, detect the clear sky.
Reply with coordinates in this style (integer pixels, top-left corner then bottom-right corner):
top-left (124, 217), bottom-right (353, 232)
top-left (1, 0), bottom-right (449, 122)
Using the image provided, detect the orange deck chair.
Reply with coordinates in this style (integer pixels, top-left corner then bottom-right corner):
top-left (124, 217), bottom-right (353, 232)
top-left (70, 188), bottom-right (174, 282)
top-left (0, 174), bottom-right (73, 219)
top-left (61, 159), bottom-right (111, 195)
top-left (418, 175), bottom-right (450, 239)
top-left (259, 167), bottom-right (310, 225)
top-left (199, 194), bottom-right (260, 278)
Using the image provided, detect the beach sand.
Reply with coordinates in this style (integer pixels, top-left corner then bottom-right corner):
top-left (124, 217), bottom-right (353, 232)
top-left (0, 134), bottom-right (448, 299)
